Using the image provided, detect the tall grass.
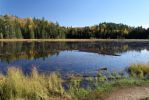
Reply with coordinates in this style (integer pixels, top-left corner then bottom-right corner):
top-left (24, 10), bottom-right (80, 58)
top-left (128, 64), bottom-right (149, 78)
top-left (0, 67), bottom-right (66, 100)
top-left (0, 65), bottom-right (149, 100)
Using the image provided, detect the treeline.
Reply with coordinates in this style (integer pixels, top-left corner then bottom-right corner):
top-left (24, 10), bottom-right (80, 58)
top-left (0, 15), bottom-right (149, 39)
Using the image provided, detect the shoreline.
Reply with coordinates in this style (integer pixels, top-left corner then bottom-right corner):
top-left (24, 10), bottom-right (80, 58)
top-left (0, 39), bottom-right (149, 42)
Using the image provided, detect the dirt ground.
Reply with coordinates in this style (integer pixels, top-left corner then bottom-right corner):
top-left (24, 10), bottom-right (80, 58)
top-left (106, 87), bottom-right (149, 100)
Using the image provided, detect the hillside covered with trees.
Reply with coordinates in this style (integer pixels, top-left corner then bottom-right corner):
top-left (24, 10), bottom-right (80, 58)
top-left (0, 15), bottom-right (149, 39)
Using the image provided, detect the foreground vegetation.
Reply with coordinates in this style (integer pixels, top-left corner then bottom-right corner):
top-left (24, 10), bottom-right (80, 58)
top-left (0, 64), bottom-right (149, 100)
top-left (0, 15), bottom-right (149, 39)
top-left (0, 67), bottom-right (67, 100)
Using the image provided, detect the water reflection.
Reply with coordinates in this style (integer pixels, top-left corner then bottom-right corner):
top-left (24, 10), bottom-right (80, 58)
top-left (0, 41), bottom-right (149, 75)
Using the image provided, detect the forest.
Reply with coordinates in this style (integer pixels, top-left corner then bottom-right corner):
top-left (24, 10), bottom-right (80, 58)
top-left (0, 15), bottom-right (149, 39)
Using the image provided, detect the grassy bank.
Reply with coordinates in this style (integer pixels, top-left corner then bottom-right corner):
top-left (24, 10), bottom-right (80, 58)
top-left (0, 39), bottom-right (149, 42)
top-left (128, 64), bottom-right (149, 78)
top-left (0, 67), bottom-right (68, 100)
top-left (67, 64), bottom-right (149, 100)
top-left (0, 64), bottom-right (149, 100)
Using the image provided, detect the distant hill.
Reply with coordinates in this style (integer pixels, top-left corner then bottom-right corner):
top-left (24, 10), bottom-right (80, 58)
top-left (0, 15), bottom-right (149, 39)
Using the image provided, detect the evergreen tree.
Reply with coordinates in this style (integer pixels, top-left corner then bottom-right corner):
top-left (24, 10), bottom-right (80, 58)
top-left (0, 15), bottom-right (149, 39)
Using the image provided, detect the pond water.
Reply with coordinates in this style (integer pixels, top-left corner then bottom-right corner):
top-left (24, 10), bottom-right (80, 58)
top-left (0, 41), bottom-right (149, 76)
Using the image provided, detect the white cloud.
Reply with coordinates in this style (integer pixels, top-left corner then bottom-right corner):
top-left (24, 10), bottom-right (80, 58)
top-left (142, 24), bottom-right (149, 29)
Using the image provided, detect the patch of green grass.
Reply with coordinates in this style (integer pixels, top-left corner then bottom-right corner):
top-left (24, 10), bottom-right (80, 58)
top-left (67, 78), bottom-right (149, 100)
top-left (66, 66), bottom-right (149, 100)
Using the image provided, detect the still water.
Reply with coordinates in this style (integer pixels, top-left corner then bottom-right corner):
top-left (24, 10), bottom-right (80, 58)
top-left (0, 41), bottom-right (149, 76)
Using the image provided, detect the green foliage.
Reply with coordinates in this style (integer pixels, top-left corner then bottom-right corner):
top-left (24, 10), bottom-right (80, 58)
top-left (67, 75), bottom-right (91, 100)
top-left (0, 15), bottom-right (149, 39)
top-left (67, 76), bottom-right (149, 100)
top-left (96, 71), bottom-right (107, 82)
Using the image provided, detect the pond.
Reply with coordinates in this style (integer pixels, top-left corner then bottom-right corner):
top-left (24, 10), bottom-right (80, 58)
top-left (0, 40), bottom-right (149, 76)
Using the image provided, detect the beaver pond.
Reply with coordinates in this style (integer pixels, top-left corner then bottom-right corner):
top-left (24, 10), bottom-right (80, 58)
top-left (0, 40), bottom-right (149, 76)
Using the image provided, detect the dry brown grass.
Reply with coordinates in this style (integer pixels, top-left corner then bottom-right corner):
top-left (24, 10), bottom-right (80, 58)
top-left (128, 64), bottom-right (149, 78)
top-left (0, 39), bottom-right (148, 42)
top-left (0, 67), bottom-right (68, 100)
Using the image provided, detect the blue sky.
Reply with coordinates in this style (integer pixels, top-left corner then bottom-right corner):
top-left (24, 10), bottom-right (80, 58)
top-left (1, 0), bottom-right (149, 27)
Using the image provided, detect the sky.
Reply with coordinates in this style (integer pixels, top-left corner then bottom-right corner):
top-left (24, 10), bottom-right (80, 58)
top-left (1, 0), bottom-right (149, 27)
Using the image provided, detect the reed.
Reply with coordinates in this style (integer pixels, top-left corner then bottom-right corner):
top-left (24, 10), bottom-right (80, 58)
top-left (128, 64), bottom-right (149, 78)
top-left (0, 67), bottom-right (65, 100)
top-left (0, 65), bottom-right (149, 100)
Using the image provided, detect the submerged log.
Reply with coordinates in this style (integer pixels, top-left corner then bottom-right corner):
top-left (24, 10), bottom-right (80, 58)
top-left (99, 67), bottom-right (108, 71)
